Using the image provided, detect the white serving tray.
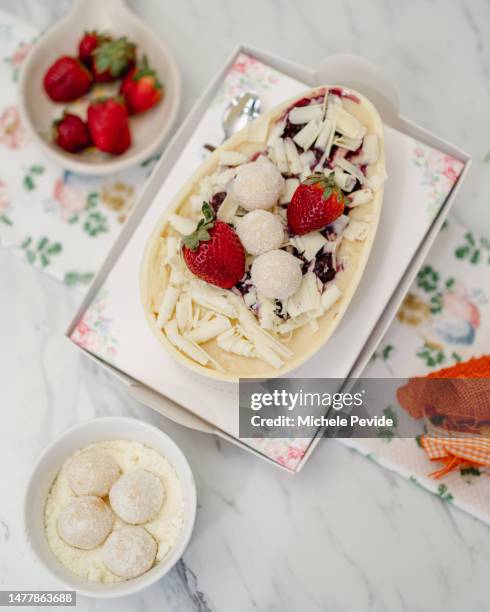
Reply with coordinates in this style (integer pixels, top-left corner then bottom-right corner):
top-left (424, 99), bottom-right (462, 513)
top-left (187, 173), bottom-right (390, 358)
top-left (66, 47), bottom-right (471, 471)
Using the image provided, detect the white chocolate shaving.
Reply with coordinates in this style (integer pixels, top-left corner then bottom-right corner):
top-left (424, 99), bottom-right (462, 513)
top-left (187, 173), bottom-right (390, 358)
top-left (228, 293), bottom-right (293, 359)
top-left (175, 293), bottom-right (192, 332)
top-left (267, 119), bottom-right (285, 147)
top-left (314, 120), bottom-right (336, 171)
top-left (272, 138), bottom-right (288, 174)
top-left (168, 214), bottom-right (198, 236)
top-left (290, 231), bottom-right (327, 261)
top-left (348, 188), bottom-right (373, 207)
top-left (315, 118), bottom-right (335, 151)
top-left (213, 167), bottom-right (237, 187)
top-left (293, 119), bottom-right (322, 150)
top-left (246, 116), bottom-right (270, 142)
top-left (343, 220), bottom-right (370, 241)
top-left (217, 328), bottom-right (255, 357)
top-left (251, 335), bottom-right (284, 368)
top-left (284, 138), bottom-right (302, 175)
top-left (258, 298), bottom-right (276, 330)
top-left (334, 167), bottom-right (357, 192)
top-left (288, 104), bottom-right (323, 124)
top-left (299, 150), bottom-right (316, 167)
top-left (164, 321), bottom-right (209, 365)
top-left (157, 286), bottom-right (180, 327)
top-left (191, 291), bottom-right (235, 318)
top-left (280, 178), bottom-right (300, 204)
top-left (218, 151), bottom-right (248, 166)
top-left (216, 193), bottom-right (239, 222)
top-left (321, 284), bottom-right (342, 311)
top-left (188, 316), bottom-right (231, 343)
top-left (329, 214), bottom-right (351, 236)
top-left (166, 237), bottom-right (179, 261)
top-left (333, 135), bottom-right (362, 151)
top-left (197, 176), bottom-right (213, 201)
top-left (243, 288), bottom-right (257, 307)
top-left (287, 273), bottom-right (321, 318)
top-left (189, 194), bottom-right (203, 213)
top-left (335, 157), bottom-right (368, 185)
top-left (169, 266), bottom-right (184, 287)
top-left (360, 134), bottom-right (379, 164)
top-left (326, 105), bottom-right (366, 140)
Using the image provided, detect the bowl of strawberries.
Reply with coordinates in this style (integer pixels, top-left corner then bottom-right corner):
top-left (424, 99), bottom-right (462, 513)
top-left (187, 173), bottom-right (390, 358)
top-left (18, 0), bottom-right (181, 175)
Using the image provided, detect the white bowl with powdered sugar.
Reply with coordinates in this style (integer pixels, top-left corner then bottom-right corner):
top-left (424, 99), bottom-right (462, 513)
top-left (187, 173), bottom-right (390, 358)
top-left (24, 417), bottom-right (196, 598)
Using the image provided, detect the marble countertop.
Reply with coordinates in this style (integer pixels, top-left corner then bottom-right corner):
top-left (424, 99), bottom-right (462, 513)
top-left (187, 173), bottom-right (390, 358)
top-left (1, 1), bottom-right (489, 610)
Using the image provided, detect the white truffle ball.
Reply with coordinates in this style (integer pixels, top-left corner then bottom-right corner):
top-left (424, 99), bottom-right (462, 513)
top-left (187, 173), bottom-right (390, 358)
top-left (236, 210), bottom-right (285, 255)
top-left (232, 157), bottom-right (285, 211)
top-left (66, 449), bottom-right (120, 497)
top-left (109, 470), bottom-right (164, 525)
top-left (251, 249), bottom-right (303, 300)
top-left (103, 526), bottom-right (157, 579)
top-left (58, 496), bottom-right (113, 550)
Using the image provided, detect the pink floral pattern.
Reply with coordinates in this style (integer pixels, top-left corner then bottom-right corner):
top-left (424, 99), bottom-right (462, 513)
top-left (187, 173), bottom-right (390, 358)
top-left (412, 145), bottom-right (464, 219)
top-left (71, 288), bottom-right (118, 362)
top-left (0, 180), bottom-right (9, 213)
top-left (443, 287), bottom-right (480, 328)
top-left (5, 40), bottom-right (32, 80)
top-left (246, 438), bottom-right (309, 471)
top-left (398, 258), bottom-right (486, 355)
top-left (0, 106), bottom-right (28, 149)
top-left (53, 178), bottom-right (86, 221)
top-left (432, 284), bottom-right (481, 346)
top-left (214, 53), bottom-right (280, 106)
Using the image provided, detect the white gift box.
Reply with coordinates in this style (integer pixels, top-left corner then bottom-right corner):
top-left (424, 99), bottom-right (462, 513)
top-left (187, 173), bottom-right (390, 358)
top-left (65, 46), bottom-right (471, 472)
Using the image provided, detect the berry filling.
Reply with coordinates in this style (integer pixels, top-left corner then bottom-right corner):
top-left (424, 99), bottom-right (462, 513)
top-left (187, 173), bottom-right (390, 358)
top-left (281, 120), bottom-right (304, 141)
top-left (328, 87), bottom-right (360, 103)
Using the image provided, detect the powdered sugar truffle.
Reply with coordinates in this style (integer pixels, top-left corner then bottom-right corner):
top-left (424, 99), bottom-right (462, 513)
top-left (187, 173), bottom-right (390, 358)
top-left (102, 526), bottom-right (157, 579)
top-left (109, 470), bottom-right (164, 525)
top-left (236, 210), bottom-right (284, 255)
top-left (232, 157), bottom-right (285, 211)
top-left (66, 449), bottom-right (120, 497)
top-left (57, 496), bottom-right (113, 550)
top-left (251, 249), bottom-right (302, 300)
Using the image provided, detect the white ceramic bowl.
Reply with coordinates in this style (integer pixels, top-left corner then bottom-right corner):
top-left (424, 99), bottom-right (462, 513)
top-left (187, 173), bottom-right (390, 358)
top-left (24, 417), bottom-right (197, 599)
top-left (18, 0), bottom-right (181, 175)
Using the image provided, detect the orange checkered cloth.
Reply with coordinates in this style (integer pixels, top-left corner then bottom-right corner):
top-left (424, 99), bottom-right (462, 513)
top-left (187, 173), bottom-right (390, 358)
top-left (397, 355), bottom-right (490, 478)
top-left (420, 434), bottom-right (490, 479)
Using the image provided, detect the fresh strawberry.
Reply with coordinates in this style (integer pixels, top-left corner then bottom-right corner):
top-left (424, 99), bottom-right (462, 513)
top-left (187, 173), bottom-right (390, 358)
top-left (287, 173), bottom-right (345, 235)
top-left (43, 56), bottom-right (92, 102)
top-left (87, 97), bottom-right (131, 155)
top-left (92, 36), bottom-right (136, 82)
top-left (120, 55), bottom-right (162, 114)
top-left (78, 30), bottom-right (112, 66)
top-left (182, 203), bottom-right (245, 289)
top-left (53, 112), bottom-right (91, 153)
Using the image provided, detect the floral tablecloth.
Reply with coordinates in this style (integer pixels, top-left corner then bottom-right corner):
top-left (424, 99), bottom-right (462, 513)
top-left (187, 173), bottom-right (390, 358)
top-left (339, 217), bottom-right (490, 524)
top-left (0, 11), bottom-right (159, 287)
